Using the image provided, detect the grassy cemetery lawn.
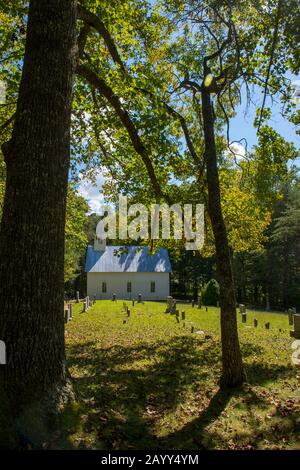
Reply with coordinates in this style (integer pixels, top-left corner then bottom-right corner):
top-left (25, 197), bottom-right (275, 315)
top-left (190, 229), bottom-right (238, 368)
top-left (61, 301), bottom-right (300, 450)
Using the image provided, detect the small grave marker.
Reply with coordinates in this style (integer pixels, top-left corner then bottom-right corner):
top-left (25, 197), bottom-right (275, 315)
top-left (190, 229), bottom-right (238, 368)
top-left (265, 322), bottom-right (270, 330)
top-left (254, 319), bottom-right (258, 328)
top-left (64, 308), bottom-right (69, 324)
top-left (239, 304), bottom-right (246, 314)
top-left (181, 311), bottom-right (186, 321)
top-left (242, 312), bottom-right (247, 323)
top-left (290, 314), bottom-right (300, 339)
top-left (288, 308), bottom-right (296, 326)
top-left (76, 291), bottom-right (80, 303)
top-left (68, 303), bottom-right (73, 321)
top-left (166, 296), bottom-right (177, 314)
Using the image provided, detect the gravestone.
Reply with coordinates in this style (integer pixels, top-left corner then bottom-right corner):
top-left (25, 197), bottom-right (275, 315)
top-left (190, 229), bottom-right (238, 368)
top-left (64, 308), bottom-right (69, 324)
top-left (132, 299), bottom-right (135, 307)
top-left (254, 319), bottom-right (258, 328)
top-left (205, 306), bottom-right (208, 312)
top-left (83, 296), bottom-right (90, 312)
top-left (112, 293), bottom-right (116, 301)
top-left (265, 322), bottom-right (270, 330)
top-left (239, 304), bottom-right (246, 314)
top-left (76, 291), bottom-right (80, 303)
top-left (127, 308), bottom-right (131, 317)
top-left (290, 314), bottom-right (300, 339)
top-left (191, 326), bottom-right (194, 333)
top-left (68, 303), bottom-right (73, 321)
top-left (242, 312), bottom-right (247, 323)
top-left (181, 311), bottom-right (186, 321)
top-left (93, 295), bottom-right (96, 305)
top-left (288, 307), bottom-right (296, 326)
top-left (138, 293), bottom-right (142, 303)
top-left (197, 296), bottom-right (202, 309)
top-left (166, 296), bottom-right (177, 314)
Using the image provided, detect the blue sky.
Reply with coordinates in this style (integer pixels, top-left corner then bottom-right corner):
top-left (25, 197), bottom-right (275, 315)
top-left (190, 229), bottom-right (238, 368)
top-left (229, 83), bottom-right (300, 151)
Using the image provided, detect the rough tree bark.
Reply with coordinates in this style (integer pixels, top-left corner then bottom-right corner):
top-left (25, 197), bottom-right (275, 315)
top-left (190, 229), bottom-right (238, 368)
top-left (0, 0), bottom-right (77, 447)
top-left (201, 84), bottom-right (245, 388)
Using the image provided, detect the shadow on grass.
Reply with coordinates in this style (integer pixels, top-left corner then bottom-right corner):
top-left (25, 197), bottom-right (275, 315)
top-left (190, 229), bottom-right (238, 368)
top-left (61, 335), bottom-right (295, 450)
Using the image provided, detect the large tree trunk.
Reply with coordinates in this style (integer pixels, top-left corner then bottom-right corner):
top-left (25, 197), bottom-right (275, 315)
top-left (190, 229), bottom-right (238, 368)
top-left (201, 86), bottom-right (245, 388)
top-left (0, 0), bottom-right (76, 446)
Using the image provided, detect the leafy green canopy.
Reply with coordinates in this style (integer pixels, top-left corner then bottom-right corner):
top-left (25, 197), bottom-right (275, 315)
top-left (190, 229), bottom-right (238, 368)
top-left (0, 0), bottom-right (299, 257)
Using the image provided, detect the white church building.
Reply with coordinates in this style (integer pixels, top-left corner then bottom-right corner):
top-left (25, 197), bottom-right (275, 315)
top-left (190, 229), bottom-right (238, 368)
top-left (85, 238), bottom-right (172, 300)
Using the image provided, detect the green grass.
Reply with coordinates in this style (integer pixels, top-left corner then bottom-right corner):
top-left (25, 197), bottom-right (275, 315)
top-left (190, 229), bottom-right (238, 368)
top-left (61, 301), bottom-right (300, 450)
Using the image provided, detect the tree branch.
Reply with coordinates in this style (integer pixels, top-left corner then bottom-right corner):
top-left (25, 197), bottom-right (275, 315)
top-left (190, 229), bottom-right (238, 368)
top-left (257, 0), bottom-right (282, 132)
top-left (77, 4), bottom-right (126, 72)
top-left (76, 63), bottom-right (169, 203)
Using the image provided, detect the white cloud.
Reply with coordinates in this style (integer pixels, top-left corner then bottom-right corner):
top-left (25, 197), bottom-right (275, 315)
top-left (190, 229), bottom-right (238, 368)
top-left (227, 142), bottom-right (246, 161)
top-left (77, 171), bottom-right (105, 214)
top-left (292, 80), bottom-right (300, 104)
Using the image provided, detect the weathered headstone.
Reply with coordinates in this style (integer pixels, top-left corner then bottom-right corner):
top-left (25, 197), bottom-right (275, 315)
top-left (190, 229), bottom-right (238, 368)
top-left (68, 303), bottom-right (73, 321)
top-left (254, 319), bottom-right (258, 328)
top-left (265, 322), bottom-right (270, 330)
top-left (166, 296), bottom-right (177, 314)
top-left (242, 313), bottom-right (247, 323)
top-left (138, 293), bottom-right (142, 303)
top-left (181, 311), bottom-right (186, 321)
top-left (197, 296), bottom-right (202, 309)
top-left (76, 291), bottom-right (80, 303)
top-left (64, 308), bottom-right (69, 324)
top-left (112, 293), bottom-right (116, 301)
top-left (239, 304), bottom-right (246, 314)
top-left (288, 308), bottom-right (296, 326)
top-left (127, 308), bottom-right (131, 317)
top-left (290, 314), bottom-right (300, 339)
top-left (83, 296), bottom-right (90, 312)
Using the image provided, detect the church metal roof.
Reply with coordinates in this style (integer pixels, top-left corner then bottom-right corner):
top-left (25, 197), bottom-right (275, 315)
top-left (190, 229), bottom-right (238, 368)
top-left (85, 245), bottom-right (172, 273)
